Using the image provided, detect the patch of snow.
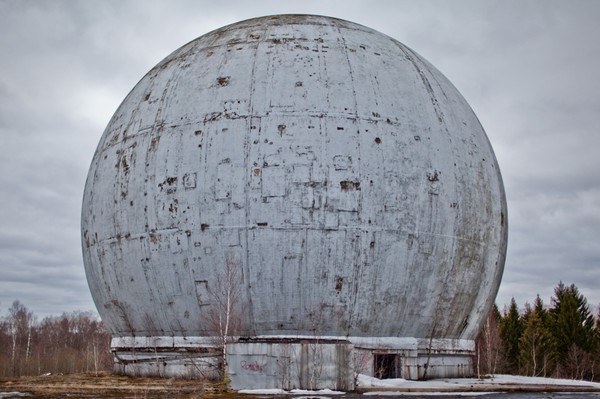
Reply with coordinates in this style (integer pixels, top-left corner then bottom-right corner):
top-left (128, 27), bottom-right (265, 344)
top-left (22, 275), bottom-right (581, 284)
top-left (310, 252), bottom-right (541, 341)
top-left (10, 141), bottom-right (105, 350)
top-left (469, 374), bottom-right (600, 387)
top-left (291, 388), bottom-right (345, 395)
top-left (356, 373), bottom-right (600, 390)
top-left (357, 374), bottom-right (451, 389)
top-left (238, 388), bottom-right (287, 395)
top-left (239, 388), bottom-right (345, 396)
top-left (357, 374), bottom-right (407, 387)
top-left (364, 392), bottom-right (497, 396)
top-left (239, 374), bottom-right (600, 395)
top-left (0, 393), bottom-right (32, 398)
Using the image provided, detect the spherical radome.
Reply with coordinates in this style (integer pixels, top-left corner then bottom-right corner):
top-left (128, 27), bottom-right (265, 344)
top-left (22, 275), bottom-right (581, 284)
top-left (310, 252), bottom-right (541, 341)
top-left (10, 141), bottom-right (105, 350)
top-left (82, 15), bottom-right (507, 344)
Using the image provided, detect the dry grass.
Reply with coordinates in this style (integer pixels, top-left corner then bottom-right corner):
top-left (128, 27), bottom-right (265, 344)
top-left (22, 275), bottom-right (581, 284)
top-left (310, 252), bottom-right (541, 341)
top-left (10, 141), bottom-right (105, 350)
top-left (0, 371), bottom-right (230, 399)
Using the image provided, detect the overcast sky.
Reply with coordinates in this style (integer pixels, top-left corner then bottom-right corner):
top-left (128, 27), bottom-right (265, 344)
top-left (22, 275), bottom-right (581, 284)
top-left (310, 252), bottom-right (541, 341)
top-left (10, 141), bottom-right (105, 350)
top-left (1, 0), bottom-right (598, 319)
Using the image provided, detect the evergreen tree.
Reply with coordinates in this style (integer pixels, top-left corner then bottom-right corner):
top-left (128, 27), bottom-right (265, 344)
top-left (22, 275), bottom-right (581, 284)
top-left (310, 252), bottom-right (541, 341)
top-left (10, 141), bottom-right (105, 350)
top-left (551, 283), bottom-right (595, 353)
top-left (500, 298), bottom-right (523, 373)
top-left (519, 295), bottom-right (554, 377)
top-left (595, 305), bottom-right (600, 380)
top-left (550, 282), bottom-right (596, 379)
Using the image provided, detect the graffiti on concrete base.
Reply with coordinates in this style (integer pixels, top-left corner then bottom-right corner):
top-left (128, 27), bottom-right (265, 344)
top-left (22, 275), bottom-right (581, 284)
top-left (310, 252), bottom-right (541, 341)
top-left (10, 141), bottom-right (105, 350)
top-left (241, 359), bottom-right (268, 373)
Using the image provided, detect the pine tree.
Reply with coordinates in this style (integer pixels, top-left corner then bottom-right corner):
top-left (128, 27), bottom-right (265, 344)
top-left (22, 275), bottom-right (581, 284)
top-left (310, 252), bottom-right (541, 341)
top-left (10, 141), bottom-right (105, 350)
top-left (500, 298), bottom-right (523, 373)
top-left (519, 295), bottom-right (554, 377)
top-left (595, 306), bottom-right (600, 381)
top-left (550, 282), bottom-right (596, 379)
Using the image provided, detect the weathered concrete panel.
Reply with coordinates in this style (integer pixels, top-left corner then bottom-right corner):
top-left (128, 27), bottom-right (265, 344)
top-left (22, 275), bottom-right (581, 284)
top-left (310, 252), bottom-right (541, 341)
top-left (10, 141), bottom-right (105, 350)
top-left (228, 339), bottom-right (353, 390)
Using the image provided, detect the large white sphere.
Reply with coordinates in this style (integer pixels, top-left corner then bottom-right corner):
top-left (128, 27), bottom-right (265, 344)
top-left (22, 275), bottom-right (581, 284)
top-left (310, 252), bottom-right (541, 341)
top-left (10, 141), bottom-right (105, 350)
top-left (82, 15), bottom-right (507, 341)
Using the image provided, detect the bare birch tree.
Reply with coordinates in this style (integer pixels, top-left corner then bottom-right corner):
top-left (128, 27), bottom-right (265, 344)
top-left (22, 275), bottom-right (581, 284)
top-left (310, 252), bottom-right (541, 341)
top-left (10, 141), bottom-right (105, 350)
top-left (475, 304), bottom-right (505, 378)
top-left (0, 303), bottom-right (112, 377)
top-left (7, 301), bottom-right (34, 376)
top-left (207, 251), bottom-right (243, 386)
top-left (306, 304), bottom-right (326, 390)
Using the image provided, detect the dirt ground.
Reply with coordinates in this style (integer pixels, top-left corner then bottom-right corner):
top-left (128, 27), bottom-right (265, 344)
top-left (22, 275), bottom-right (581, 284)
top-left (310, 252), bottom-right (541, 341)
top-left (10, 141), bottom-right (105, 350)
top-left (0, 372), bottom-right (237, 399)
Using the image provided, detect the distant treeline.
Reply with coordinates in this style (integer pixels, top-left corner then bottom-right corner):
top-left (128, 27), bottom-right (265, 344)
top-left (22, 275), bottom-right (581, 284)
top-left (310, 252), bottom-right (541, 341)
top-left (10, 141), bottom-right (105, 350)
top-left (0, 301), bottom-right (112, 377)
top-left (2, 281), bottom-right (599, 381)
top-left (475, 282), bottom-right (600, 381)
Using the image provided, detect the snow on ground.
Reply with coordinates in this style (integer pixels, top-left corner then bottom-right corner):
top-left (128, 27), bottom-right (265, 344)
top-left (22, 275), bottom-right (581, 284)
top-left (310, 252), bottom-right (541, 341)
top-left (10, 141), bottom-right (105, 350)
top-left (238, 388), bottom-right (345, 395)
top-left (238, 388), bottom-right (288, 395)
top-left (358, 373), bottom-right (600, 392)
top-left (471, 374), bottom-right (600, 387)
top-left (240, 374), bottom-right (600, 395)
top-left (291, 388), bottom-right (345, 395)
top-left (363, 393), bottom-right (495, 396)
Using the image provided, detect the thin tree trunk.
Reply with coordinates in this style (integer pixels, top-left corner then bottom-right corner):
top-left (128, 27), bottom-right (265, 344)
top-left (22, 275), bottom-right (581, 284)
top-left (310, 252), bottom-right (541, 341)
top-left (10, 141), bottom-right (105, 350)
top-left (11, 331), bottom-right (17, 376)
top-left (26, 324), bottom-right (32, 363)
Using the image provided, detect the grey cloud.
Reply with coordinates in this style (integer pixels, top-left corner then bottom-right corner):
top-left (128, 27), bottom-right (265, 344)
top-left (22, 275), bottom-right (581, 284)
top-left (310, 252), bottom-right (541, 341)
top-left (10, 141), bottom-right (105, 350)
top-left (1, 0), bottom-right (599, 318)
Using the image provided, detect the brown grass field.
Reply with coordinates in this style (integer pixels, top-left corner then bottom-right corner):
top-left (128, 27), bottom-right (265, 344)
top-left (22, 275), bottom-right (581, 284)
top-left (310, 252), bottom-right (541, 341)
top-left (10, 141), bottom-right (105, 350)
top-left (0, 372), bottom-right (240, 399)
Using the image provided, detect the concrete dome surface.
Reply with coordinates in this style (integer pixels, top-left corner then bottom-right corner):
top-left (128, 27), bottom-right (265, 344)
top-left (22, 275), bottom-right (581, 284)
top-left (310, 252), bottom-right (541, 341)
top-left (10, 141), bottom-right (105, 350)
top-left (82, 14), bottom-right (507, 356)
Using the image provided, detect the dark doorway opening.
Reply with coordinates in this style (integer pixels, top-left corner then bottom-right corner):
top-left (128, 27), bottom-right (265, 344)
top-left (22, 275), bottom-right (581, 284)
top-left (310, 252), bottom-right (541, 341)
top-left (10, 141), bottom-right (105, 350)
top-left (374, 353), bottom-right (400, 379)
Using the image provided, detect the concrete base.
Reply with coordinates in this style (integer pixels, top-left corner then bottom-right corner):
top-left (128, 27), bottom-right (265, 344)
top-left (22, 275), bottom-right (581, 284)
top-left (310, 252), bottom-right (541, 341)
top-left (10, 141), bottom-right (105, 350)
top-left (111, 335), bottom-right (474, 389)
top-left (111, 336), bottom-right (221, 380)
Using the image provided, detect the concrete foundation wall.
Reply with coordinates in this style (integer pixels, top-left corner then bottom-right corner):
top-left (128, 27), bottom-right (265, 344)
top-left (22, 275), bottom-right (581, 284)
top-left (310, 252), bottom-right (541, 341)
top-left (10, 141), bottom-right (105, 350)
top-left (228, 339), bottom-right (353, 390)
top-left (110, 335), bottom-right (474, 389)
top-left (111, 336), bottom-right (221, 380)
top-left (351, 337), bottom-right (473, 381)
top-left (113, 351), bottom-right (220, 380)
